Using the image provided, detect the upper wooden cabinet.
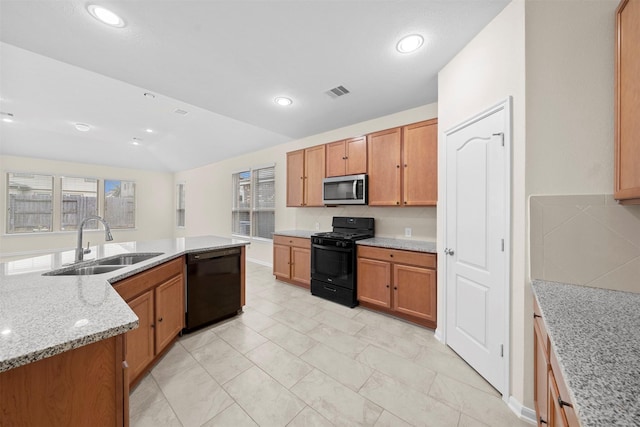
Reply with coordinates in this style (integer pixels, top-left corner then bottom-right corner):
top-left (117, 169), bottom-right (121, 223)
top-left (615, 0), bottom-right (640, 204)
top-left (326, 136), bottom-right (367, 177)
top-left (367, 119), bottom-right (438, 206)
top-left (286, 145), bottom-right (325, 207)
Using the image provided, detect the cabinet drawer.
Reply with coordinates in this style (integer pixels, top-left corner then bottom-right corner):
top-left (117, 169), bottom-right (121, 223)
top-left (273, 235), bottom-right (311, 249)
top-left (357, 245), bottom-right (435, 268)
top-left (114, 257), bottom-right (184, 301)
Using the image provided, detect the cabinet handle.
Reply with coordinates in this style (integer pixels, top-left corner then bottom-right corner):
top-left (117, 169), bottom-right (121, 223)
top-left (324, 286), bottom-right (337, 292)
top-left (158, 317), bottom-right (163, 322)
top-left (557, 397), bottom-right (573, 408)
top-left (539, 417), bottom-right (547, 424)
top-left (533, 314), bottom-right (542, 319)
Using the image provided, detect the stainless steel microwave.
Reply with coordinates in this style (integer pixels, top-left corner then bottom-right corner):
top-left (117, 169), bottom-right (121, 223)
top-left (322, 174), bottom-right (367, 205)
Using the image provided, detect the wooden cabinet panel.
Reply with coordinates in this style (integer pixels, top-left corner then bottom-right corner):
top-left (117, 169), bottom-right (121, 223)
top-left (291, 247), bottom-right (311, 286)
top-left (346, 137), bottom-right (367, 175)
top-left (155, 275), bottom-right (185, 354)
top-left (534, 320), bottom-right (549, 426)
top-left (393, 264), bottom-right (436, 322)
top-left (126, 290), bottom-right (155, 383)
top-left (403, 120), bottom-right (437, 206)
top-left (273, 235), bottom-right (311, 288)
top-left (326, 140), bottom-right (348, 177)
top-left (287, 149), bottom-right (305, 207)
top-left (273, 243), bottom-right (292, 279)
top-left (368, 127), bottom-right (402, 205)
top-left (615, 0), bottom-right (640, 203)
top-left (357, 257), bottom-right (392, 308)
top-left (0, 335), bottom-right (125, 427)
top-left (548, 372), bottom-right (569, 427)
top-left (305, 145), bottom-right (326, 206)
top-left (113, 257), bottom-right (183, 301)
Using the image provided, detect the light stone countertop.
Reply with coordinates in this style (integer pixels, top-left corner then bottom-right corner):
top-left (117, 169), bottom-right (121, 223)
top-left (531, 280), bottom-right (640, 426)
top-left (357, 237), bottom-right (437, 253)
top-left (0, 235), bottom-right (249, 373)
top-left (273, 230), bottom-right (318, 239)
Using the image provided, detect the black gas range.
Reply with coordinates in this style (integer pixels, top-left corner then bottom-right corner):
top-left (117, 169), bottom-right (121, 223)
top-left (310, 217), bottom-right (374, 307)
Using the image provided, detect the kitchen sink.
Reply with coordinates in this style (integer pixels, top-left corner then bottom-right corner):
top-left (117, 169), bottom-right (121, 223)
top-left (95, 252), bottom-right (164, 265)
top-left (44, 265), bottom-right (125, 276)
top-left (43, 252), bottom-right (164, 276)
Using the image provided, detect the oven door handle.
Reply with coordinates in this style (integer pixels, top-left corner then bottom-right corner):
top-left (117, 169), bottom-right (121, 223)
top-left (312, 244), bottom-right (352, 253)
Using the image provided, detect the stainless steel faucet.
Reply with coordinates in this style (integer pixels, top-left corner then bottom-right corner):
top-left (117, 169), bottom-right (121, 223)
top-left (75, 215), bottom-right (114, 262)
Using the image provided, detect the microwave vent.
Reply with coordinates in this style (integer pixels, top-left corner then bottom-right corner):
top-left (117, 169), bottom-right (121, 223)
top-left (326, 85), bottom-right (350, 98)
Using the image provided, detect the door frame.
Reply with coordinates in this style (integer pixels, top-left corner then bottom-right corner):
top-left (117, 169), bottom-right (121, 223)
top-left (440, 97), bottom-right (512, 400)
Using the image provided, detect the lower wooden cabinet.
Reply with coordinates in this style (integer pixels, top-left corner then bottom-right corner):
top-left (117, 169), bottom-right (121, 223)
top-left (357, 245), bottom-right (436, 328)
top-left (533, 298), bottom-right (579, 427)
top-left (113, 257), bottom-right (185, 387)
top-left (0, 335), bottom-right (128, 427)
top-left (273, 234), bottom-right (311, 288)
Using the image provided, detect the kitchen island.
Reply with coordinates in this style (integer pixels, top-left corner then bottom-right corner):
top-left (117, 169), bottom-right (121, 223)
top-left (531, 280), bottom-right (640, 426)
top-left (0, 235), bottom-right (249, 426)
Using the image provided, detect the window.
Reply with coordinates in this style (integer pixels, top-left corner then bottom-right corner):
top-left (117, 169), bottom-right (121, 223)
top-left (176, 183), bottom-right (186, 227)
top-left (7, 173), bottom-right (53, 233)
top-left (61, 177), bottom-right (98, 230)
top-left (232, 165), bottom-right (275, 239)
top-left (104, 180), bottom-right (136, 229)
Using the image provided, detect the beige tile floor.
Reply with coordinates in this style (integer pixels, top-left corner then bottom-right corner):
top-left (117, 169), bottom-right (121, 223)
top-left (130, 262), bottom-right (531, 427)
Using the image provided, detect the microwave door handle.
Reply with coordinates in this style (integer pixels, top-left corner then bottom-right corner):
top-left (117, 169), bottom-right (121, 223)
top-left (352, 180), bottom-right (357, 199)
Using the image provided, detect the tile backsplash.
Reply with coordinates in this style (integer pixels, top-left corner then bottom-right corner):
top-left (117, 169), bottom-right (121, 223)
top-left (530, 194), bottom-right (640, 293)
top-left (295, 206), bottom-right (437, 241)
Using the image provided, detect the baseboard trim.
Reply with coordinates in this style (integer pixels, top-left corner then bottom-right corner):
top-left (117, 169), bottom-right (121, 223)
top-left (434, 327), bottom-right (444, 343)
top-left (508, 396), bottom-right (537, 425)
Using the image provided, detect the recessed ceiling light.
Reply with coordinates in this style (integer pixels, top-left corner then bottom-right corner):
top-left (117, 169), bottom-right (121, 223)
top-left (143, 92), bottom-right (156, 99)
top-left (131, 137), bottom-right (142, 145)
top-left (2, 117), bottom-right (13, 123)
top-left (74, 123), bottom-right (91, 132)
top-left (396, 34), bottom-right (424, 54)
top-left (145, 128), bottom-right (153, 133)
top-left (274, 97), bottom-right (293, 106)
top-left (87, 5), bottom-right (125, 28)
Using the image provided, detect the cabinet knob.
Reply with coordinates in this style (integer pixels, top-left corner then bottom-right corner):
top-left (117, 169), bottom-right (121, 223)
top-left (404, 164), bottom-right (407, 167)
top-left (386, 285), bottom-right (390, 288)
top-left (539, 417), bottom-right (547, 424)
top-left (158, 317), bottom-right (163, 322)
top-left (151, 324), bottom-right (155, 329)
top-left (396, 165), bottom-right (400, 168)
top-left (396, 201), bottom-right (400, 205)
top-left (390, 254), bottom-right (393, 257)
top-left (394, 287), bottom-right (398, 290)
top-left (533, 314), bottom-right (542, 319)
top-left (404, 201), bottom-right (407, 204)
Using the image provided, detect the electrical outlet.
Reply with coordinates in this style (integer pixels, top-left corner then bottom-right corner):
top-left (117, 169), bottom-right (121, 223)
top-left (404, 227), bottom-right (412, 237)
top-left (315, 222), bottom-right (320, 230)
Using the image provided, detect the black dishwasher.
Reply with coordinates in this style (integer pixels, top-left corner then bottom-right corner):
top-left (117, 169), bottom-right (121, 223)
top-left (184, 247), bottom-right (241, 333)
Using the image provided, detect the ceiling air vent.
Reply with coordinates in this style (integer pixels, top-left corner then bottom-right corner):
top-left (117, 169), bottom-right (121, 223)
top-left (326, 85), bottom-right (350, 98)
top-left (174, 108), bottom-right (189, 115)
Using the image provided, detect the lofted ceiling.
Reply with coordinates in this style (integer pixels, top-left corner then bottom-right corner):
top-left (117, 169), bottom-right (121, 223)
top-left (0, 0), bottom-right (510, 172)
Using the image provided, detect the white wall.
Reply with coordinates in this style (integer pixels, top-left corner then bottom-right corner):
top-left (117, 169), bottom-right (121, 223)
top-left (0, 155), bottom-right (174, 259)
top-left (174, 103), bottom-right (438, 265)
top-left (438, 0), bottom-right (528, 412)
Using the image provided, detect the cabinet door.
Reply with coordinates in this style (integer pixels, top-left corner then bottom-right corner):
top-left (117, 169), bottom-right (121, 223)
top-left (357, 257), bottom-right (391, 308)
top-left (126, 290), bottom-right (155, 384)
top-left (393, 264), bottom-right (436, 322)
top-left (368, 128), bottom-right (402, 205)
top-left (403, 120), bottom-right (437, 206)
top-left (548, 372), bottom-right (569, 427)
top-left (345, 136), bottom-right (367, 175)
top-left (291, 246), bottom-right (311, 286)
top-left (273, 243), bottom-right (292, 279)
top-left (534, 321), bottom-right (549, 426)
top-left (305, 145), bottom-right (326, 206)
top-left (155, 275), bottom-right (184, 354)
top-left (326, 140), bottom-right (346, 177)
top-left (615, 0), bottom-right (640, 202)
top-left (287, 150), bottom-right (305, 207)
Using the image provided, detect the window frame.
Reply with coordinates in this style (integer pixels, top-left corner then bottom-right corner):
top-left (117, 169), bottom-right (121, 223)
top-left (6, 172), bottom-right (54, 234)
top-left (231, 164), bottom-right (275, 241)
top-left (60, 176), bottom-right (99, 231)
top-left (103, 179), bottom-right (136, 230)
top-left (176, 182), bottom-right (186, 228)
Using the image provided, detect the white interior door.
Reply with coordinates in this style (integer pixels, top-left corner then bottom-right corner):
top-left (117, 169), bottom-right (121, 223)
top-left (444, 100), bottom-right (510, 395)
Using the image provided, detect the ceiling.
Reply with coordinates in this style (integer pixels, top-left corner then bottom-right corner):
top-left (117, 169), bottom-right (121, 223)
top-left (0, 0), bottom-right (510, 172)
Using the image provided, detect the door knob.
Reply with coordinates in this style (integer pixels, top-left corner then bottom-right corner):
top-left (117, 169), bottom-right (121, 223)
top-left (444, 248), bottom-right (455, 256)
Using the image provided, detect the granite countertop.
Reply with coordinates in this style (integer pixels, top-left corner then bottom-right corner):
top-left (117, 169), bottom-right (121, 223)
top-left (531, 280), bottom-right (640, 426)
top-left (273, 230), bottom-right (318, 239)
top-left (357, 237), bottom-right (437, 254)
top-left (0, 235), bottom-right (249, 373)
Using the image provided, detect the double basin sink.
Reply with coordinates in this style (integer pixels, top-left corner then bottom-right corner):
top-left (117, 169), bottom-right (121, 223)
top-left (44, 253), bottom-right (164, 276)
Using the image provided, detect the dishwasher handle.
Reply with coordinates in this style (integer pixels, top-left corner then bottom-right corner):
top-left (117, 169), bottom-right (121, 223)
top-left (188, 247), bottom-right (241, 263)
